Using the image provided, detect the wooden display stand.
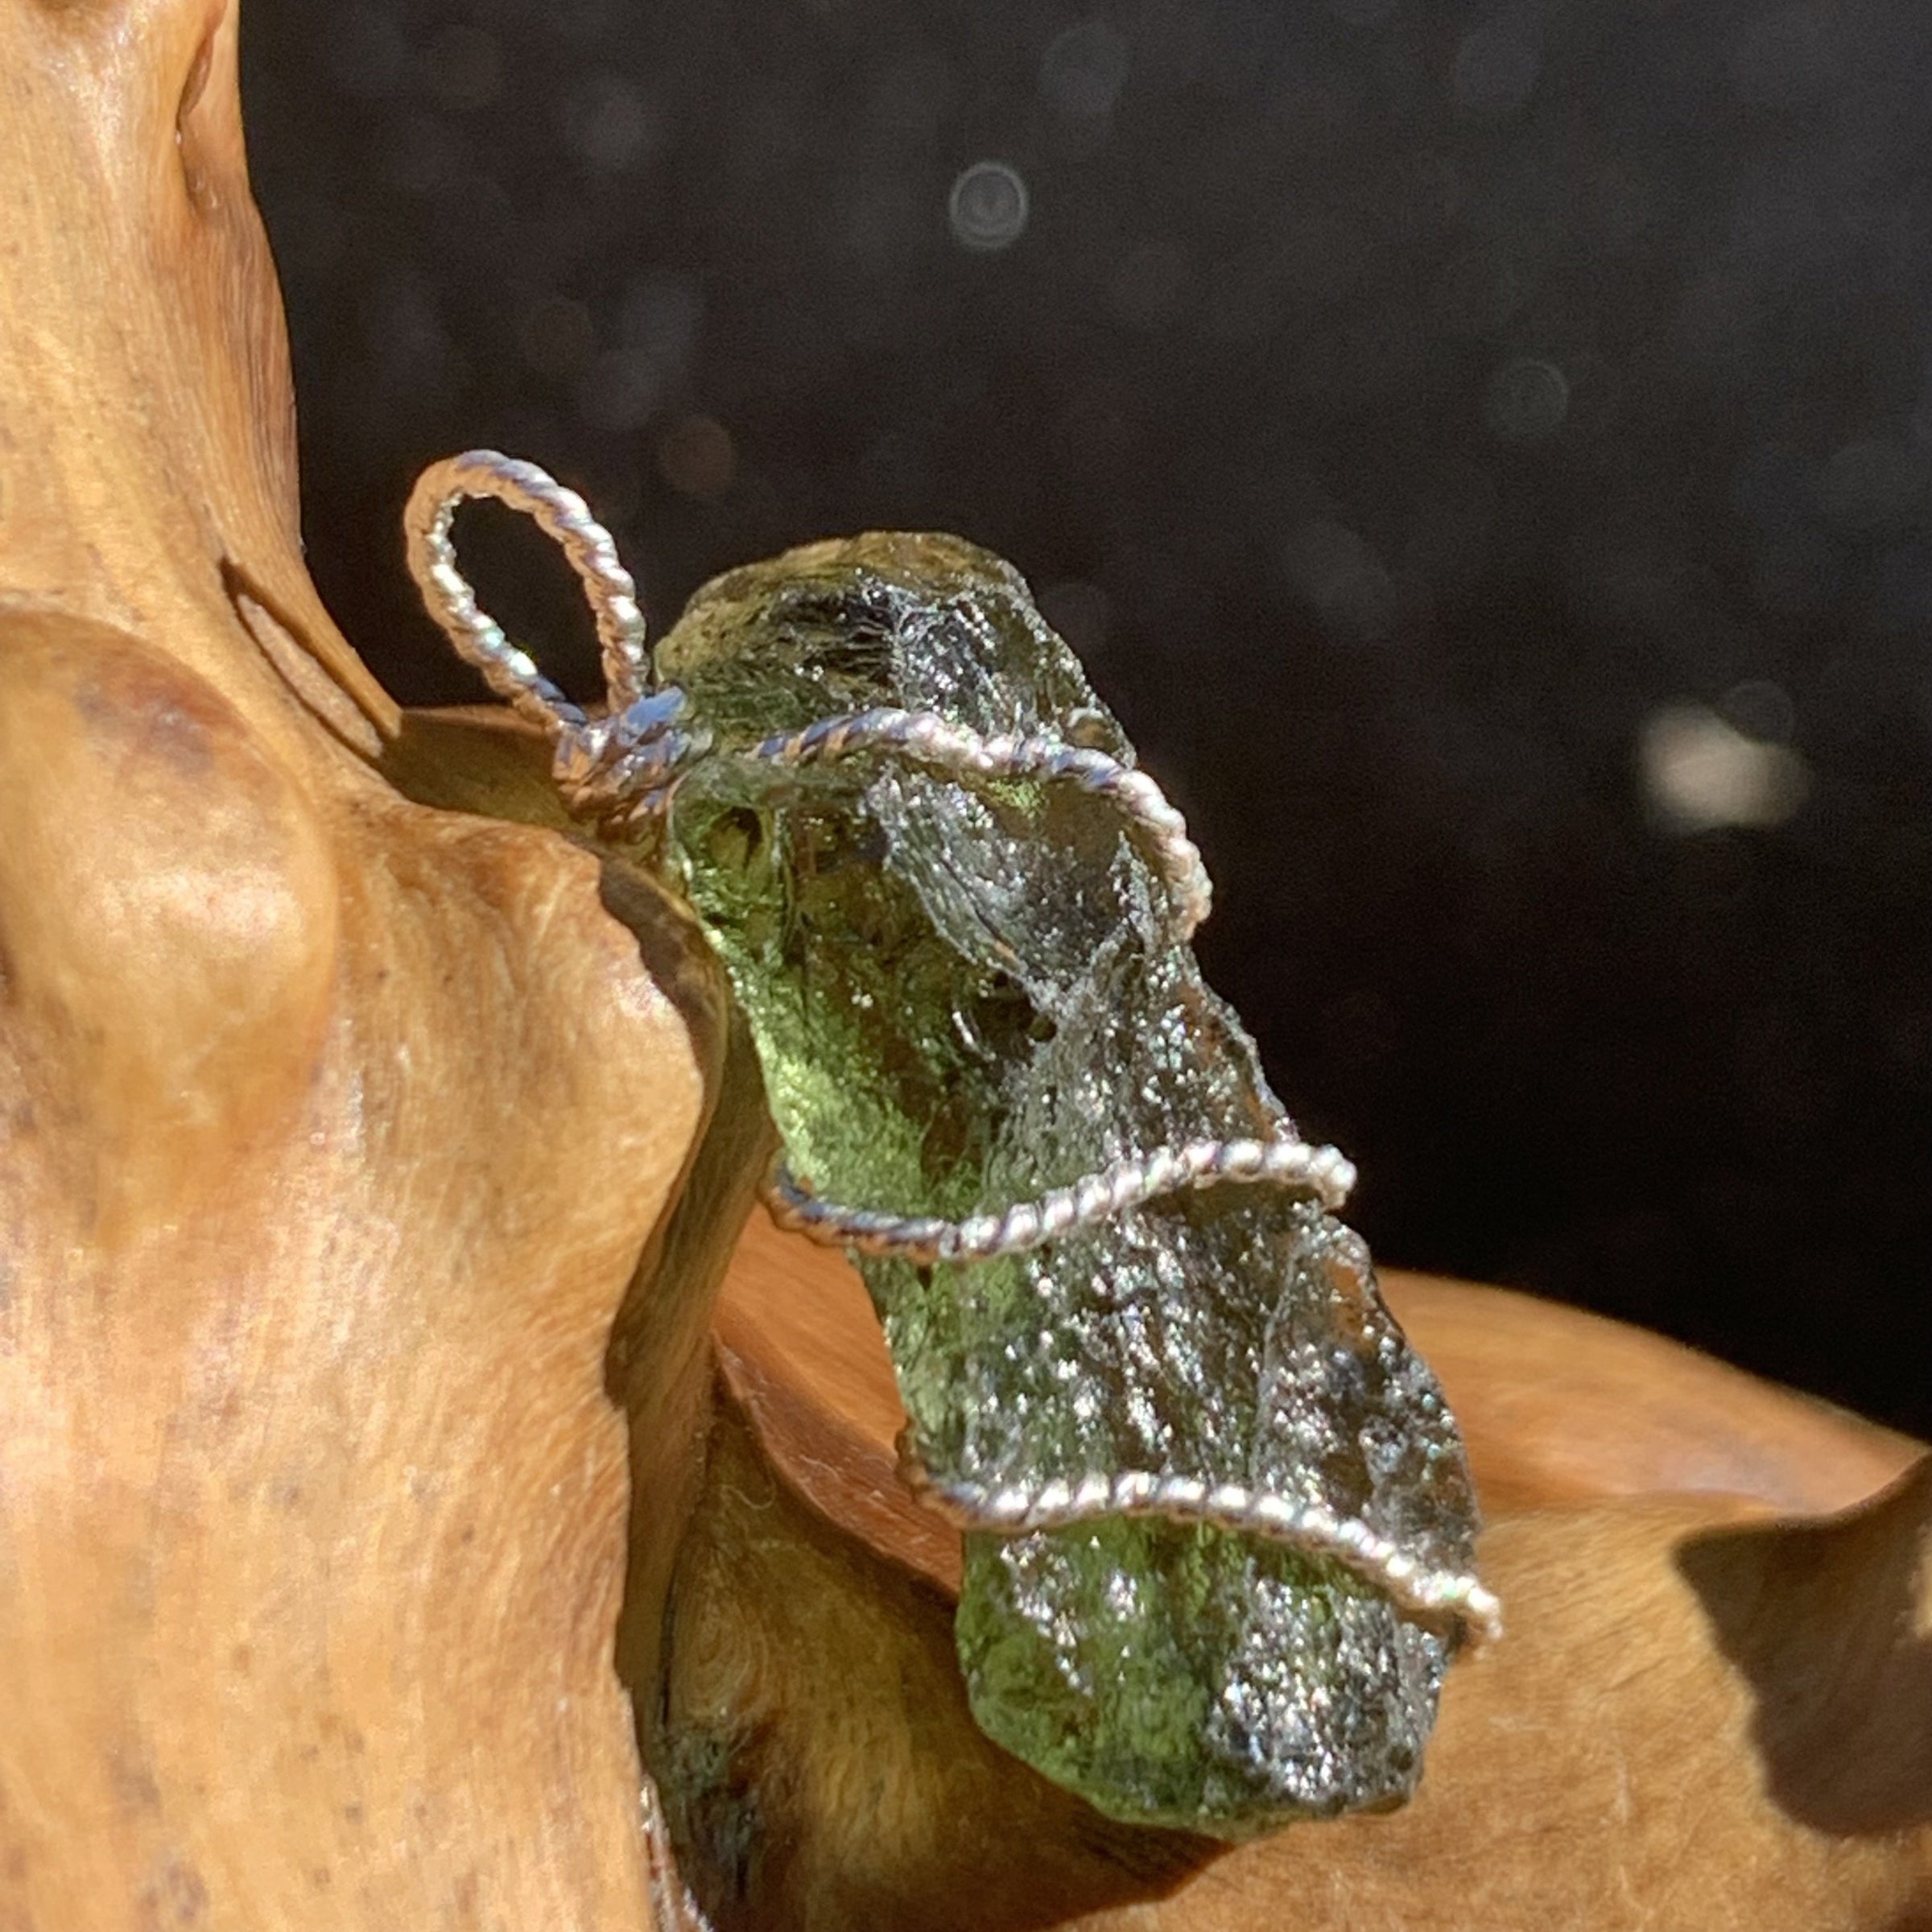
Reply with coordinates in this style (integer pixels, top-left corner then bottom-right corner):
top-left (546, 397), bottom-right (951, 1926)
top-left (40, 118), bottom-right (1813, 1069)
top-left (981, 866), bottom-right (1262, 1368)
top-left (0, 4), bottom-right (1925, 1926)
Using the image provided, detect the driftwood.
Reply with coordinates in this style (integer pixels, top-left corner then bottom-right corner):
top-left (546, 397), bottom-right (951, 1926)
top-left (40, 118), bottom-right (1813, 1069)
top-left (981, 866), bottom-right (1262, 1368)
top-left (698, 1215), bottom-right (1930, 1930)
top-left (0, 6), bottom-right (721, 1925)
top-left (2, 3), bottom-right (1928, 1927)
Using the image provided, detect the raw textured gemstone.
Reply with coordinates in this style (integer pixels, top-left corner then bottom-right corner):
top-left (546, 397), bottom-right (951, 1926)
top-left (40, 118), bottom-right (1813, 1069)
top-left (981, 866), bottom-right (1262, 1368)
top-left (652, 532), bottom-right (1480, 1836)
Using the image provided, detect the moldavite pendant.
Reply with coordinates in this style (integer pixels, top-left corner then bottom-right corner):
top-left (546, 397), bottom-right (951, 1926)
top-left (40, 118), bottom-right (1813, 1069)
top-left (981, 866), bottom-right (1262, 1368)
top-left (404, 453), bottom-right (1499, 1839)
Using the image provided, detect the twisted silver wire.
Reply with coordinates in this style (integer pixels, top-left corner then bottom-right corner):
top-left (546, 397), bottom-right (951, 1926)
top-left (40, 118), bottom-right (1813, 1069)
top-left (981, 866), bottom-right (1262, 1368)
top-left (404, 452), bottom-right (1496, 1635)
top-left (405, 451), bottom-right (710, 815)
top-left (403, 454), bottom-right (1211, 929)
top-left (404, 449), bottom-right (649, 731)
top-left (898, 1454), bottom-right (1504, 1640)
top-left (766, 1129), bottom-right (1356, 1265)
top-left (731, 707), bottom-right (1212, 939)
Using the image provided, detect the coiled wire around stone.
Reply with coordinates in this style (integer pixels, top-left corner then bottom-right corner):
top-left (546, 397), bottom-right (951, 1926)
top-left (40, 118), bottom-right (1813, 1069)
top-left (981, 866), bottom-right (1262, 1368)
top-left (405, 450), bottom-right (1500, 1644)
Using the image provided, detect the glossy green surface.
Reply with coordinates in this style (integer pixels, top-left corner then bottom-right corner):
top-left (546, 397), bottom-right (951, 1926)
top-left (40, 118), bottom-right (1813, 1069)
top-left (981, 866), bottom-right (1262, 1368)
top-left (652, 533), bottom-right (1480, 1835)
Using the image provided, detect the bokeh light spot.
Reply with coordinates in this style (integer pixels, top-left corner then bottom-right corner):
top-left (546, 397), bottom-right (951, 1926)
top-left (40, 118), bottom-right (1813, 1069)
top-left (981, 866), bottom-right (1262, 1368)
top-left (1040, 22), bottom-right (1130, 120)
top-left (1284, 519), bottom-right (1400, 642)
top-left (562, 72), bottom-right (657, 173)
top-left (1484, 357), bottom-right (1569, 440)
top-left (655, 414), bottom-right (737, 501)
top-left (948, 161), bottom-right (1030, 251)
top-left (1640, 704), bottom-right (1811, 832)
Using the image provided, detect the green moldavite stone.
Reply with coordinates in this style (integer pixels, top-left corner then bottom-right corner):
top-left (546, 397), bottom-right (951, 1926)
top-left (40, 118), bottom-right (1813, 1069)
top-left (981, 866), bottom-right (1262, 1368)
top-left (652, 533), bottom-right (1480, 1837)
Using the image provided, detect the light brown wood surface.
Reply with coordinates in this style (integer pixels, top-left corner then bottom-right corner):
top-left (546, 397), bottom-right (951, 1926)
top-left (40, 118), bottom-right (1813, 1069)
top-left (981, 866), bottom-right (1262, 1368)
top-left (0, 5), bottom-right (733, 1925)
top-left (686, 1215), bottom-right (1931, 1931)
top-left (716, 1208), bottom-right (1922, 1599)
top-left (4, 5), bottom-right (1930, 1930)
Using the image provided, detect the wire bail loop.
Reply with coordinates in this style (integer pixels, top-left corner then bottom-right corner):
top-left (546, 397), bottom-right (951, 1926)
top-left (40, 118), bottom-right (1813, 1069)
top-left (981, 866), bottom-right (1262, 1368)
top-left (403, 449), bottom-right (707, 815)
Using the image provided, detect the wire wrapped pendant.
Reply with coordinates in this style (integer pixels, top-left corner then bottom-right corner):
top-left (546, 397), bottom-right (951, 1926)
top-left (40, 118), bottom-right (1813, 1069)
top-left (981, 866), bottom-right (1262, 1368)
top-left (406, 453), bottom-right (1497, 1839)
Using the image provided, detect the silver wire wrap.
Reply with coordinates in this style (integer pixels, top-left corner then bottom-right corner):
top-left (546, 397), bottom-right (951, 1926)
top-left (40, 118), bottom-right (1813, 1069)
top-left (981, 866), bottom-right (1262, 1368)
top-left (405, 450), bottom-right (647, 728)
top-left (727, 707), bottom-right (1210, 938)
top-left (766, 1130), bottom-right (1356, 1265)
top-left (740, 713), bottom-right (1338, 1261)
top-left (898, 1452), bottom-right (1505, 1641)
top-left (404, 450), bottom-right (704, 815)
top-left (405, 451), bottom-right (1496, 1638)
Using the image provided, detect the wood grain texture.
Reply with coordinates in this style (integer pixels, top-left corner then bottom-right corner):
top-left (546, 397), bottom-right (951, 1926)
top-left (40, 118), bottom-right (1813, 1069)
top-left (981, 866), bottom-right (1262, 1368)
top-left (6, 6), bottom-right (1929, 1929)
top-left (678, 1212), bottom-right (1932, 1930)
top-left (0, 6), bottom-right (727, 1925)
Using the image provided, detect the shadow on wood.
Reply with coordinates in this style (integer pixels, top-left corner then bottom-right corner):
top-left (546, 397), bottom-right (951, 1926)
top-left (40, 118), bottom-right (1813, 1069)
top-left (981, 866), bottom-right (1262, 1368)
top-left (675, 1212), bottom-right (1932, 1930)
top-left (1677, 1461), bottom-right (1932, 1839)
top-left (0, 5), bottom-right (728, 1924)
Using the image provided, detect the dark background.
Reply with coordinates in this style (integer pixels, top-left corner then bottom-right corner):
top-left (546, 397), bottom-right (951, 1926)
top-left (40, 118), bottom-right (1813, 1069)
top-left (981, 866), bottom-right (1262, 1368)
top-left (242, 0), bottom-right (1932, 1436)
